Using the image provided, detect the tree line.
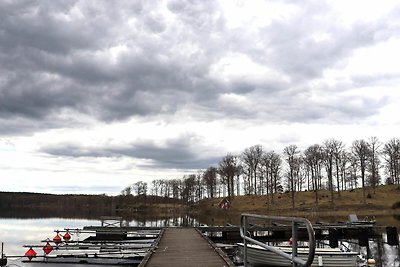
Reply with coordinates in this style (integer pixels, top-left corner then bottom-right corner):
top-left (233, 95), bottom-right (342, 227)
top-left (121, 137), bottom-right (400, 208)
top-left (0, 192), bottom-right (115, 218)
top-left (0, 191), bottom-right (187, 218)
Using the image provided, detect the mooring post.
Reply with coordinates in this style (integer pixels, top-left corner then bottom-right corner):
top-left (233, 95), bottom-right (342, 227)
top-left (292, 221), bottom-right (298, 267)
top-left (318, 256), bottom-right (323, 267)
top-left (243, 216), bottom-right (248, 267)
top-left (386, 226), bottom-right (399, 246)
top-left (386, 226), bottom-right (400, 262)
top-left (328, 228), bottom-right (338, 248)
top-left (0, 242), bottom-right (7, 267)
top-left (358, 228), bottom-right (371, 259)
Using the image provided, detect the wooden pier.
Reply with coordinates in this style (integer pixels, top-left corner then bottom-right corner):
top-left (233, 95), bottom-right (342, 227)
top-left (84, 222), bottom-right (383, 243)
top-left (139, 228), bottom-right (235, 267)
top-left (82, 222), bottom-right (386, 266)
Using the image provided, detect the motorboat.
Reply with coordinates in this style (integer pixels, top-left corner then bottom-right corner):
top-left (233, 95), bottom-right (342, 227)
top-left (237, 243), bottom-right (358, 267)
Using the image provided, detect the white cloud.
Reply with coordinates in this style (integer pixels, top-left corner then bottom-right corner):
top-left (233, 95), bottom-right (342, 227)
top-left (209, 53), bottom-right (290, 85)
top-left (221, 0), bottom-right (299, 29)
top-left (327, 0), bottom-right (399, 26)
top-left (345, 39), bottom-right (400, 76)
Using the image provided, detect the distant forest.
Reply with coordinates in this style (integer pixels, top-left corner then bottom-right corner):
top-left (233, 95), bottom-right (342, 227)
top-left (121, 137), bottom-right (400, 208)
top-left (0, 192), bottom-right (182, 218)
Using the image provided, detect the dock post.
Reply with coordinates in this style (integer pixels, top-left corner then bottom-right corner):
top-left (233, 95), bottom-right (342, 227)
top-left (291, 221), bottom-right (298, 267)
top-left (359, 228), bottom-right (371, 259)
top-left (243, 216), bottom-right (248, 267)
top-left (0, 242), bottom-right (7, 267)
top-left (328, 228), bottom-right (338, 248)
top-left (386, 226), bottom-right (399, 246)
top-left (318, 256), bottom-right (323, 267)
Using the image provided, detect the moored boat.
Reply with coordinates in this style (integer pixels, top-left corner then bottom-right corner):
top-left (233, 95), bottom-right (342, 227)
top-left (20, 226), bottom-right (158, 265)
top-left (25, 253), bottom-right (144, 266)
top-left (237, 243), bottom-right (358, 267)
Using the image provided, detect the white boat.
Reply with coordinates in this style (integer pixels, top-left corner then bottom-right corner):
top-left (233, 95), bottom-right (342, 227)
top-left (24, 250), bottom-right (147, 265)
top-left (21, 228), bottom-right (157, 265)
top-left (237, 243), bottom-right (358, 267)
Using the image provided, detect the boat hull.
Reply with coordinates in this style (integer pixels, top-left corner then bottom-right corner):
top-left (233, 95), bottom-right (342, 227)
top-left (25, 255), bottom-right (143, 266)
top-left (238, 243), bottom-right (357, 267)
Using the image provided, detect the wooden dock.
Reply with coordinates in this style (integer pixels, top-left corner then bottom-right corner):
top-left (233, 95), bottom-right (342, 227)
top-left (139, 228), bottom-right (235, 267)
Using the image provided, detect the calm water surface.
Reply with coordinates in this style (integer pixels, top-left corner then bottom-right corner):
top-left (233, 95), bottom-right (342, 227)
top-left (0, 218), bottom-right (98, 267)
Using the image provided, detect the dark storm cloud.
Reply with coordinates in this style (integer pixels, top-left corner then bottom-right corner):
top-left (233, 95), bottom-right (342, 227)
top-left (0, 0), bottom-right (397, 136)
top-left (41, 134), bottom-right (221, 170)
top-left (0, 0), bottom-right (226, 134)
top-left (42, 143), bottom-right (114, 158)
top-left (113, 140), bottom-right (221, 170)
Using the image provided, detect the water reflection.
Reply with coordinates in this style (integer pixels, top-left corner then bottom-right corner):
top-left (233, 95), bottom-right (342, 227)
top-left (0, 218), bottom-right (95, 256)
top-left (125, 215), bottom-right (199, 227)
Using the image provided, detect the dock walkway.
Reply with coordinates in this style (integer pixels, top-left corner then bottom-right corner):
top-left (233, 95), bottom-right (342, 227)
top-left (140, 228), bottom-right (235, 267)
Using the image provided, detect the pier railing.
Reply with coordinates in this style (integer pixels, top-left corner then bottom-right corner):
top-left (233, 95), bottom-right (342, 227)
top-left (240, 214), bottom-right (316, 267)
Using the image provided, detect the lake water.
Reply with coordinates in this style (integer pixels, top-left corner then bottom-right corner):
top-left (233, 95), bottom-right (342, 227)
top-left (0, 218), bottom-right (99, 267)
top-left (0, 217), bottom-right (399, 267)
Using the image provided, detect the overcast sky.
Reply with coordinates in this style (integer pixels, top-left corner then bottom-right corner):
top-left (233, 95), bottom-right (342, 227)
top-left (1, 0), bottom-right (400, 195)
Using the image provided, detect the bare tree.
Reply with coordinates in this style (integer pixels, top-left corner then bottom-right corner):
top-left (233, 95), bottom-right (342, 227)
top-left (151, 180), bottom-right (159, 196)
top-left (382, 138), bottom-right (400, 188)
top-left (262, 151), bottom-right (282, 204)
top-left (347, 153), bottom-right (359, 189)
top-left (291, 156), bottom-right (303, 192)
top-left (338, 151), bottom-right (351, 191)
top-left (304, 144), bottom-right (324, 206)
top-left (169, 179), bottom-right (181, 199)
top-left (242, 145), bottom-right (264, 194)
top-left (331, 139), bottom-right (345, 196)
top-left (367, 137), bottom-right (381, 193)
top-left (323, 139), bottom-right (336, 204)
top-left (132, 181), bottom-right (147, 196)
top-left (236, 164), bottom-right (243, 196)
top-left (351, 139), bottom-right (370, 204)
top-left (219, 153), bottom-right (239, 200)
top-left (121, 185), bottom-right (132, 196)
top-left (195, 170), bottom-right (204, 201)
top-left (203, 166), bottom-right (218, 198)
top-left (181, 175), bottom-right (196, 203)
top-left (283, 144), bottom-right (300, 209)
top-left (270, 151), bottom-right (282, 196)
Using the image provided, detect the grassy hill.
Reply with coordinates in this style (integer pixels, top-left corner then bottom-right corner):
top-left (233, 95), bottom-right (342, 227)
top-left (195, 184), bottom-right (400, 226)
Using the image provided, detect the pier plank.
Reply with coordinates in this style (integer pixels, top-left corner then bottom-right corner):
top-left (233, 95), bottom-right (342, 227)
top-left (141, 228), bottom-right (234, 267)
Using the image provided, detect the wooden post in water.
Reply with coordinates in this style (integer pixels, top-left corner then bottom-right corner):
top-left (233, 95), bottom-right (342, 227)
top-left (328, 228), bottom-right (338, 248)
top-left (291, 221), bottom-right (298, 267)
top-left (0, 242), bottom-right (8, 267)
top-left (386, 226), bottom-right (399, 246)
top-left (358, 228), bottom-right (371, 259)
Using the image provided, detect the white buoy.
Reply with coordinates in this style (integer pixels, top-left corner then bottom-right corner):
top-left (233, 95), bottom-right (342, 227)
top-left (318, 255), bottom-right (323, 267)
top-left (367, 258), bottom-right (376, 266)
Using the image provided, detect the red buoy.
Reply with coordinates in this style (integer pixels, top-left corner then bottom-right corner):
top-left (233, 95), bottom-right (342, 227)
top-left (53, 233), bottom-right (62, 245)
top-left (63, 231), bottom-right (71, 242)
top-left (25, 247), bottom-right (37, 261)
top-left (42, 241), bottom-right (53, 255)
